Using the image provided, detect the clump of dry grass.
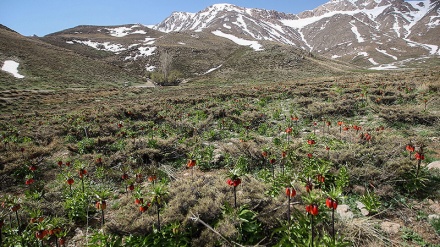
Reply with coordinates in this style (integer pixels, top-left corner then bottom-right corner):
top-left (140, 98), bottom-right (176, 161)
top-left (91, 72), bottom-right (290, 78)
top-left (340, 217), bottom-right (399, 247)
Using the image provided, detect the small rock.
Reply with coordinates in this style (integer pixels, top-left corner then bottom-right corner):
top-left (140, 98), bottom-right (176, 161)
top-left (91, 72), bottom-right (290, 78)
top-left (336, 204), bottom-right (353, 220)
top-left (360, 208), bottom-right (369, 216)
top-left (356, 201), bottom-right (366, 209)
top-left (429, 203), bottom-right (440, 214)
top-left (427, 161), bottom-right (440, 170)
top-left (428, 214), bottom-right (440, 222)
top-left (381, 221), bottom-right (401, 234)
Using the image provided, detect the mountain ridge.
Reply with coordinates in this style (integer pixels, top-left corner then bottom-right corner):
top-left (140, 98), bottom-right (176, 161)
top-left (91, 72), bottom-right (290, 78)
top-left (152, 0), bottom-right (440, 68)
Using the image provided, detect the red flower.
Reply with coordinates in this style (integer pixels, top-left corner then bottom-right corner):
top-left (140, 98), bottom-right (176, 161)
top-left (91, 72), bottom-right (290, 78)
top-left (187, 159), bottom-right (196, 168)
top-left (325, 146), bottom-right (330, 151)
top-left (285, 187), bottom-right (296, 198)
top-left (121, 173), bottom-right (129, 180)
top-left (364, 133), bottom-right (372, 142)
top-left (135, 174), bottom-right (143, 183)
top-left (135, 198), bottom-right (143, 205)
top-left (326, 121), bottom-right (331, 126)
top-left (326, 197), bottom-right (332, 208)
top-left (406, 144), bottom-right (415, 152)
top-left (29, 165), bottom-right (37, 171)
top-left (79, 169), bottom-right (87, 178)
top-left (337, 121), bottom-right (343, 126)
top-left (65, 161), bottom-right (71, 167)
top-left (311, 204), bottom-right (319, 216)
top-left (66, 178), bottom-right (74, 185)
top-left (316, 174), bottom-right (325, 183)
top-left (305, 181), bottom-right (313, 192)
top-left (233, 178), bottom-right (241, 187)
top-left (281, 151), bottom-right (287, 158)
top-left (139, 203), bottom-right (150, 213)
top-left (57, 160), bottom-right (63, 167)
top-left (285, 127), bottom-right (292, 134)
top-left (25, 178), bottom-right (34, 185)
top-left (270, 158), bottom-right (276, 165)
top-left (148, 175), bottom-right (157, 182)
top-left (35, 230), bottom-right (46, 240)
top-left (307, 139), bottom-right (316, 145)
top-left (11, 204), bottom-right (21, 212)
top-left (306, 204), bottom-right (312, 213)
top-left (227, 178), bottom-right (241, 187)
top-left (261, 151), bottom-right (268, 158)
top-left (326, 198), bottom-right (338, 210)
top-left (307, 153), bottom-right (313, 159)
top-left (353, 125), bottom-right (362, 132)
top-left (415, 152), bottom-right (424, 160)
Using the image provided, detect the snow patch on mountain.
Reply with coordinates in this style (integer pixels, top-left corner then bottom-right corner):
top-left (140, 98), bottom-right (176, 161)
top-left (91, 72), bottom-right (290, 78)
top-left (281, 4), bottom-right (391, 29)
top-left (70, 40), bottom-right (126, 53)
top-left (143, 37), bottom-right (156, 45)
top-left (376, 48), bottom-right (397, 60)
top-left (368, 58), bottom-right (379, 65)
top-left (2, 60), bottom-right (24, 78)
top-left (106, 25), bottom-right (147, 37)
top-left (350, 21), bottom-right (364, 42)
top-left (212, 30), bottom-right (263, 51)
top-left (204, 64), bottom-right (222, 74)
top-left (370, 64), bottom-right (399, 70)
top-left (404, 38), bottom-right (440, 55)
top-left (125, 46), bottom-right (157, 60)
top-left (146, 65), bottom-right (156, 71)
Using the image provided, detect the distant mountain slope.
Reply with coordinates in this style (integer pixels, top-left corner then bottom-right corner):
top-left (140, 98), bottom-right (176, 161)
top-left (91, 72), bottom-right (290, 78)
top-left (153, 0), bottom-right (440, 68)
top-left (40, 23), bottom-right (356, 83)
top-left (0, 25), bottom-right (140, 89)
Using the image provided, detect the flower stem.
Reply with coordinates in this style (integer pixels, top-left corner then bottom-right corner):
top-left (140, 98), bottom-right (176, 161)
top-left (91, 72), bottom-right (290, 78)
top-left (233, 186), bottom-right (237, 208)
top-left (15, 210), bottom-right (20, 228)
top-left (287, 196), bottom-right (291, 225)
top-left (101, 209), bottom-right (105, 227)
top-left (81, 177), bottom-right (84, 194)
top-left (332, 208), bottom-right (335, 244)
top-left (157, 202), bottom-right (161, 232)
top-left (311, 215), bottom-right (314, 247)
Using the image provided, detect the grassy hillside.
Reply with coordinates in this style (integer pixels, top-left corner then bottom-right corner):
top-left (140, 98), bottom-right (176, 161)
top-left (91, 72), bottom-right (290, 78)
top-left (0, 26), bottom-right (142, 90)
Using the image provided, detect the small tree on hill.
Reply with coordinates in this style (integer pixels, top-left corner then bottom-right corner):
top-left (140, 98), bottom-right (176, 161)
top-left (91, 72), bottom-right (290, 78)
top-left (160, 50), bottom-right (172, 80)
top-left (151, 50), bottom-right (182, 86)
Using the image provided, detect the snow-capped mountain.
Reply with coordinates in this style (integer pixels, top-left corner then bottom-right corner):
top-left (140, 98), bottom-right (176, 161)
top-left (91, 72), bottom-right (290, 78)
top-left (153, 0), bottom-right (440, 68)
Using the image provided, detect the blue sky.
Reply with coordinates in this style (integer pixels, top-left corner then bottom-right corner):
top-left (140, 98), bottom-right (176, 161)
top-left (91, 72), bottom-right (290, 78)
top-left (0, 0), bottom-right (329, 36)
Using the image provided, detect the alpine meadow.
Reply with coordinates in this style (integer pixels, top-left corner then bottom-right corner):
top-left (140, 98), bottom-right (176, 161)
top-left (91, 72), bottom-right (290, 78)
top-left (0, 0), bottom-right (439, 246)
